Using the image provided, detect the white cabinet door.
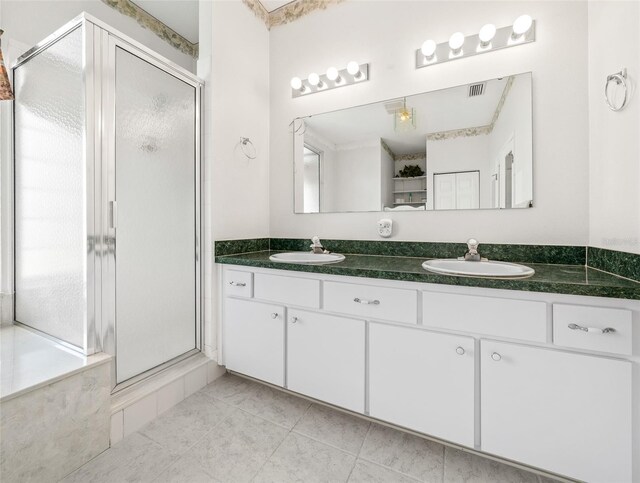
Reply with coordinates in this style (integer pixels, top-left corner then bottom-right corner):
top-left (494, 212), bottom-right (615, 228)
top-left (369, 323), bottom-right (475, 447)
top-left (481, 340), bottom-right (632, 482)
top-left (224, 298), bottom-right (285, 386)
top-left (287, 309), bottom-right (365, 412)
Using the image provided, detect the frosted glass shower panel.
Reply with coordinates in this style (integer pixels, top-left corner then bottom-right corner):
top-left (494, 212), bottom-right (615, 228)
top-left (115, 48), bottom-right (197, 383)
top-left (14, 27), bottom-right (86, 348)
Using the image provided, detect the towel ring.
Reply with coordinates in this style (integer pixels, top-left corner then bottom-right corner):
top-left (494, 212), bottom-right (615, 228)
top-left (289, 118), bottom-right (306, 135)
top-left (605, 68), bottom-right (629, 111)
top-left (239, 137), bottom-right (256, 160)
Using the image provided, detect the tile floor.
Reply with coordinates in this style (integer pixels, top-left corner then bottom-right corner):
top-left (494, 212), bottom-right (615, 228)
top-left (62, 373), bottom-right (560, 483)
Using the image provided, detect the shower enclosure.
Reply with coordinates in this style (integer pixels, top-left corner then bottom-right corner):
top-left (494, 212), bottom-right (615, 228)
top-left (12, 14), bottom-right (202, 388)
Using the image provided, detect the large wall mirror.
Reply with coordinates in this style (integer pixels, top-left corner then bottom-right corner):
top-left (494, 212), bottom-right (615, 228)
top-left (293, 72), bottom-right (533, 213)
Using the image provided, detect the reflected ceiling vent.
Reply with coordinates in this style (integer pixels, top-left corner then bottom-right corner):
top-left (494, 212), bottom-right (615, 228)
top-left (468, 82), bottom-right (486, 97)
top-left (384, 99), bottom-right (405, 114)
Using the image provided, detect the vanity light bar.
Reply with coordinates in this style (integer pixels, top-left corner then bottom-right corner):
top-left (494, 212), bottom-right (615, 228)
top-left (290, 62), bottom-right (370, 98)
top-left (416, 15), bottom-right (535, 69)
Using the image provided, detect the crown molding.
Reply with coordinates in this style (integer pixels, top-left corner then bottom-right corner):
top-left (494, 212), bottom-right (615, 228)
top-left (101, 0), bottom-right (198, 58)
top-left (243, 0), bottom-right (346, 30)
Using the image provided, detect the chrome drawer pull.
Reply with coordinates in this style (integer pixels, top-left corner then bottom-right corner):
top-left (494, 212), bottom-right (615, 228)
top-left (228, 281), bottom-right (246, 287)
top-left (456, 347), bottom-right (465, 355)
top-left (353, 297), bottom-right (380, 305)
top-left (291, 316), bottom-right (299, 324)
top-left (491, 352), bottom-right (502, 361)
top-left (568, 323), bottom-right (615, 334)
top-left (271, 313), bottom-right (279, 319)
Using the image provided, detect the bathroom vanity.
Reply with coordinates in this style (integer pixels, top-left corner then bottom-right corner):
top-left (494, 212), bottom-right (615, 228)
top-left (217, 252), bottom-right (639, 482)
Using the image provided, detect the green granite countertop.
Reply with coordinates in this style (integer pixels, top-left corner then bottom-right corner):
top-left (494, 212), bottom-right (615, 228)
top-left (215, 251), bottom-right (640, 300)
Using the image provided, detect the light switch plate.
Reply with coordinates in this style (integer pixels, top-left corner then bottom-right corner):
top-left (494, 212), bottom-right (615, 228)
top-left (378, 219), bottom-right (393, 238)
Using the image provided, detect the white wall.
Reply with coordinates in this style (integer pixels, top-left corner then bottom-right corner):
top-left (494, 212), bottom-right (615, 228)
top-left (199, 0), bottom-right (270, 359)
top-left (588, 1), bottom-right (640, 255)
top-left (269, 1), bottom-right (589, 244)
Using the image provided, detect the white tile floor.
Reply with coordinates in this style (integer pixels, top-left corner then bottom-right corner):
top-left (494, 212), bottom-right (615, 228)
top-left (62, 373), bottom-right (560, 483)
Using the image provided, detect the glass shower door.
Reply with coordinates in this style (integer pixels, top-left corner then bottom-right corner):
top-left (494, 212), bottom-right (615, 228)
top-left (113, 46), bottom-right (198, 384)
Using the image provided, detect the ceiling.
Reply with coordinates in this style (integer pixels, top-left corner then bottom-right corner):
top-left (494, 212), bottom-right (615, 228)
top-left (304, 77), bottom-right (515, 155)
top-left (132, 0), bottom-right (199, 43)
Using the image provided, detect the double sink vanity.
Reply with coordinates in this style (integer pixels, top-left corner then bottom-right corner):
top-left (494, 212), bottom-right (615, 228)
top-left (217, 238), bottom-right (640, 483)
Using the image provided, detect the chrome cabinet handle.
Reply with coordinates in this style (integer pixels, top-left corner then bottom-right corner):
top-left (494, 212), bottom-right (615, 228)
top-left (568, 323), bottom-right (615, 334)
top-left (353, 297), bottom-right (380, 305)
top-left (271, 313), bottom-right (278, 319)
top-left (491, 352), bottom-right (502, 361)
top-left (456, 347), bottom-right (465, 355)
top-left (291, 316), bottom-right (298, 324)
top-left (228, 281), bottom-right (246, 287)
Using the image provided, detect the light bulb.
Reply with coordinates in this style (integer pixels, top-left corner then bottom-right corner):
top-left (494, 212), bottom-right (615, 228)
top-left (290, 77), bottom-right (302, 90)
top-left (347, 61), bottom-right (360, 77)
top-left (512, 14), bottom-right (532, 38)
top-left (326, 67), bottom-right (340, 82)
top-left (479, 24), bottom-right (496, 46)
top-left (421, 39), bottom-right (437, 59)
top-left (308, 72), bottom-right (320, 87)
top-left (449, 32), bottom-right (465, 53)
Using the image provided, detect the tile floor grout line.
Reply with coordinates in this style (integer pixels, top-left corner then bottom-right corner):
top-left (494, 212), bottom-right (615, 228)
top-left (356, 422), bottom-right (373, 458)
top-left (289, 427), bottom-right (363, 457)
top-left (356, 454), bottom-right (432, 482)
top-left (248, 417), bottom-right (294, 482)
top-left (441, 444), bottom-right (447, 482)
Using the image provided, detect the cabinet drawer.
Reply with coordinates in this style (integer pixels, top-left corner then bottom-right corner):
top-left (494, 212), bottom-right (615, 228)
top-left (224, 270), bottom-right (253, 298)
top-left (422, 292), bottom-right (547, 342)
top-left (254, 273), bottom-right (320, 308)
top-left (324, 281), bottom-right (417, 324)
top-left (553, 304), bottom-right (632, 355)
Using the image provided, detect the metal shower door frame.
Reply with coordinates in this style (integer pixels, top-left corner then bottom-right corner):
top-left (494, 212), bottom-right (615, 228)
top-left (100, 21), bottom-right (203, 391)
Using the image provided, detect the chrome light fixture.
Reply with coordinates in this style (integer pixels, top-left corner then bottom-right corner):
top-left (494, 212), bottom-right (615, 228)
top-left (416, 15), bottom-right (536, 69)
top-left (290, 61), bottom-right (370, 98)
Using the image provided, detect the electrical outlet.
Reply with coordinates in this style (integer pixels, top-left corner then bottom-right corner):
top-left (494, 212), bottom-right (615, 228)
top-left (378, 218), bottom-right (393, 238)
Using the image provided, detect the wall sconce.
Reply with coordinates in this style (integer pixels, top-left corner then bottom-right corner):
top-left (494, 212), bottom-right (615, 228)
top-left (416, 15), bottom-right (535, 69)
top-left (290, 61), bottom-right (370, 98)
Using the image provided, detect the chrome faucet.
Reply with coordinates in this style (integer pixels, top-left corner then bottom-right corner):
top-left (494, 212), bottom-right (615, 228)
top-left (463, 238), bottom-right (482, 261)
top-left (310, 236), bottom-right (328, 254)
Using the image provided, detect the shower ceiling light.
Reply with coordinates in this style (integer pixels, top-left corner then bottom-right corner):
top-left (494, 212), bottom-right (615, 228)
top-left (291, 62), bottom-right (370, 98)
top-left (415, 15), bottom-right (535, 69)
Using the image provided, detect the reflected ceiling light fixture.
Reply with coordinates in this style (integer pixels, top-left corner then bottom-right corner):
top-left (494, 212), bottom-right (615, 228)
top-left (394, 97), bottom-right (416, 133)
top-left (290, 61), bottom-right (370, 98)
top-left (415, 15), bottom-right (535, 69)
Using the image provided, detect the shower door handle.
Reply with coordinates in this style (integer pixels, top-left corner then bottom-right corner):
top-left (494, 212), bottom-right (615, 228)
top-left (109, 201), bottom-right (118, 229)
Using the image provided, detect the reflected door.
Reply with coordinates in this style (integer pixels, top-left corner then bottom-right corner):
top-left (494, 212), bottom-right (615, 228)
top-left (114, 46), bottom-right (197, 383)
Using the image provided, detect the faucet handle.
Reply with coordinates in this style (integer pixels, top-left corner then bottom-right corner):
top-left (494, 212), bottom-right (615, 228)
top-left (311, 236), bottom-right (321, 246)
top-left (467, 238), bottom-right (479, 252)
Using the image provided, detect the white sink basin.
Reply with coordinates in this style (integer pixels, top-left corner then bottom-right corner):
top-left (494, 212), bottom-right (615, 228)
top-left (422, 259), bottom-right (535, 279)
top-left (269, 252), bottom-right (345, 264)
